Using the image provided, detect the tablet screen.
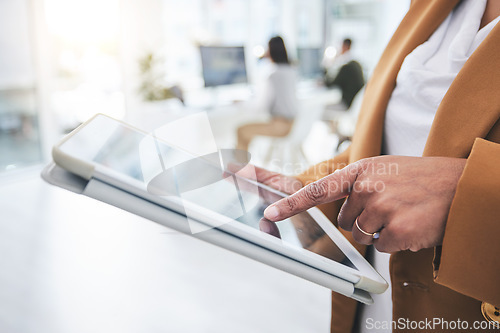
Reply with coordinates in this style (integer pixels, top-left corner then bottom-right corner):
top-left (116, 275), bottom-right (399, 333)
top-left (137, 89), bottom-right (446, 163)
top-left (59, 117), bottom-right (357, 271)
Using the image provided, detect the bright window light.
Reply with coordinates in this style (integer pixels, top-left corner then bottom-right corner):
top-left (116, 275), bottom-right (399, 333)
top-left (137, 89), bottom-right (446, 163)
top-left (44, 0), bottom-right (120, 44)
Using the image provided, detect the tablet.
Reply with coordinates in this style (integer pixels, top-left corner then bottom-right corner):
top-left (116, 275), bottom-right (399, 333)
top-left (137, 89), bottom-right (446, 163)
top-left (49, 114), bottom-right (388, 298)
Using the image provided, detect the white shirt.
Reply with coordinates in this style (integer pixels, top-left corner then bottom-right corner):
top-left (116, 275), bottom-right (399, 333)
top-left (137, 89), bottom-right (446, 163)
top-left (358, 0), bottom-right (500, 332)
top-left (262, 63), bottom-right (298, 120)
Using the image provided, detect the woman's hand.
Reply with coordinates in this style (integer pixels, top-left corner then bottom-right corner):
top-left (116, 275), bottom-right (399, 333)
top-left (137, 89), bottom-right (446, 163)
top-left (263, 156), bottom-right (467, 253)
top-left (229, 163), bottom-right (303, 196)
top-left (252, 166), bottom-right (303, 195)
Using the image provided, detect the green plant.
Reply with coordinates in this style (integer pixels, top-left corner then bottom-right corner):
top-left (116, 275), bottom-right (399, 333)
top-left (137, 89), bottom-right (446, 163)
top-left (138, 52), bottom-right (180, 102)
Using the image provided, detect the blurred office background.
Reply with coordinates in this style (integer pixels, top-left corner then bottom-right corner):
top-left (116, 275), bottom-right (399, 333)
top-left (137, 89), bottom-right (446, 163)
top-left (1, 0), bottom-right (409, 175)
top-left (0, 1), bottom-right (408, 332)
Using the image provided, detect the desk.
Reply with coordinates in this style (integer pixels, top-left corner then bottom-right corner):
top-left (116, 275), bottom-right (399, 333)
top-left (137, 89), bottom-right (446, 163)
top-left (126, 84), bottom-right (341, 152)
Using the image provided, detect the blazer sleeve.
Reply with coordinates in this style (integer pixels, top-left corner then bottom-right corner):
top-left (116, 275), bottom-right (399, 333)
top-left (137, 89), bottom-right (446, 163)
top-left (434, 138), bottom-right (500, 307)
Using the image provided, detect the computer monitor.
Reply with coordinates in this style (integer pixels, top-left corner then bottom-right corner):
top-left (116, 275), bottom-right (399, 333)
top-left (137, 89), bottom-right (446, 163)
top-left (199, 46), bottom-right (248, 87)
top-left (297, 47), bottom-right (323, 79)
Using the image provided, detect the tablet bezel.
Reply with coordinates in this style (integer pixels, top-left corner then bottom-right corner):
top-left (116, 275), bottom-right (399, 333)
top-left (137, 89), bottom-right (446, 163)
top-left (40, 162), bottom-right (374, 304)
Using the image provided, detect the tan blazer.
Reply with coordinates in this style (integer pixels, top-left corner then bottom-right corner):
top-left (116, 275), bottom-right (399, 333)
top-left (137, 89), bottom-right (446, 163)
top-left (297, 0), bottom-right (500, 331)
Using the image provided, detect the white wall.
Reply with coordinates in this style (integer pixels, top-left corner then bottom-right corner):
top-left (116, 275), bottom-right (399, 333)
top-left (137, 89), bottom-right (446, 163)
top-left (0, 0), bottom-right (35, 88)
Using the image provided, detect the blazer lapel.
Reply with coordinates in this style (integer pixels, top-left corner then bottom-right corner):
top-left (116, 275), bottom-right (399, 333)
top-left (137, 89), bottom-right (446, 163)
top-left (423, 22), bottom-right (500, 158)
top-left (349, 0), bottom-right (459, 162)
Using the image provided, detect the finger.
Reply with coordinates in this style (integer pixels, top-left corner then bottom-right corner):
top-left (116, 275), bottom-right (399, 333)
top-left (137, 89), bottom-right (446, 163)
top-left (259, 187), bottom-right (285, 206)
top-left (337, 194), bottom-right (365, 231)
top-left (225, 164), bottom-right (301, 195)
top-left (264, 162), bottom-right (361, 221)
top-left (223, 164), bottom-right (259, 195)
top-left (372, 228), bottom-right (397, 254)
top-left (259, 218), bottom-right (282, 239)
top-left (254, 166), bottom-right (302, 194)
top-left (226, 162), bottom-right (255, 179)
top-left (351, 211), bottom-right (380, 245)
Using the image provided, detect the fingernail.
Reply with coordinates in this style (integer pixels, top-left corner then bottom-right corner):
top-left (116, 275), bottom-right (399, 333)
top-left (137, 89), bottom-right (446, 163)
top-left (264, 206), bottom-right (280, 220)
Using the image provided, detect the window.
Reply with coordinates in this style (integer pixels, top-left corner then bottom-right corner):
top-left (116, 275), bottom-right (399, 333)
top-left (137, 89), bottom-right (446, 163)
top-left (44, 0), bottom-right (125, 129)
top-left (0, 0), bottom-right (43, 172)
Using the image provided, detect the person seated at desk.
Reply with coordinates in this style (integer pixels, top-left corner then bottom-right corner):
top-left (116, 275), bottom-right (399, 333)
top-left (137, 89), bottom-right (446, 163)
top-left (323, 38), bottom-right (365, 110)
top-left (236, 36), bottom-right (298, 151)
